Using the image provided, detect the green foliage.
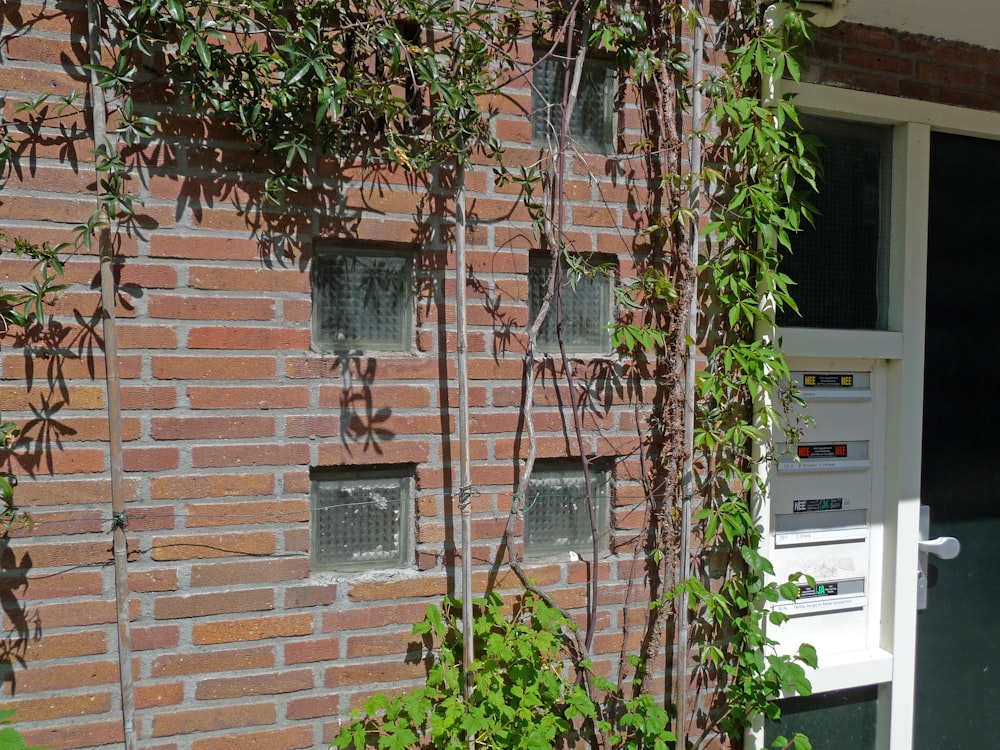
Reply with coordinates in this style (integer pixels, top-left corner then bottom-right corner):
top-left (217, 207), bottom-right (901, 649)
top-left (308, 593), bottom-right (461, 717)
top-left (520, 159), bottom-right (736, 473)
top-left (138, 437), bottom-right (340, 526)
top-left (104, 0), bottom-right (514, 200)
top-left (674, 1), bottom-right (821, 740)
top-left (0, 709), bottom-right (38, 750)
top-left (333, 593), bottom-right (675, 750)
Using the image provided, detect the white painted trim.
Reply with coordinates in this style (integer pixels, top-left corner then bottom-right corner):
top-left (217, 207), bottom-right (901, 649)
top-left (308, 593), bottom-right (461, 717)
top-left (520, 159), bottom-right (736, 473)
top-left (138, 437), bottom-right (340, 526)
top-left (775, 80), bottom-right (1000, 749)
top-left (779, 330), bottom-right (902, 359)
top-left (792, 83), bottom-right (1000, 138)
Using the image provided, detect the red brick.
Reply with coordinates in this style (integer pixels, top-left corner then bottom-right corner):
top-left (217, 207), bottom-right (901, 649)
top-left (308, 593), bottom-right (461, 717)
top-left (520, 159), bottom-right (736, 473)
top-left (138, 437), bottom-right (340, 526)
top-left (189, 557), bottom-right (310, 587)
top-left (284, 582), bottom-right (337, 608)
top-left (151, 646), bottom-right (276, 677)
top-left (149, 236), bottom-right (260, 260)
top-left (192, 613), bottom-right (314, 644)
top-left (121, 386), bottom-right (177, 410)
top-left (322, 603), bottom-right (434, 634)
top-left (152, 702), bottom-right (277, 737)
top-left (123, 446), bottom-right (180, 472)
top-left (348, 576), bottom-right (448, 602)
top-left (846, 49), bottom-right (913, 75)
top-left (15, 570), bottom-right (103, 599)
top-left (190, 726), bottom-right (314, 750)
top-left (148, 295), bottom-right (275, 320)
top-left (131, 624), bottom-right (181, 651)
top-left (118, 325), bottom-right (179, 349)
top-left (0, 384), bottom-right (104, 410)
top-left (3, 690), bottom-right (112, 722)
top-left (194, 668), bottom-right (313, 699)
top-left (187, 326), bottom-right (310, 350)
top-left (155, 589), bottom-right (275, 619)
top-left (150, 531), bottom-right (276, 561)
top-left (284, 636), bottom-right (340, 665)
top-left (917, 61), bottom-right (983, 88)
top-left (130, 568), bottom-right (179, 592)
top-left (184, 499), bottom-right (307, 529)
top-left (285, 415), bottom-right (339, 438)
top-left (22, 631), bottom-right (107, 662)
top-left (318, 439), bottom-right (430, 466)
top-left (150, 472), bottom-right (275, 500)
top-left (191, 444), bottom-right (310, 469)
top-left (3, 660), bottom-right (119, 694)
top-left (152, 355), bottom-right (277, 380)
top-left (188, 266), bottom-right (309, 292)
top-left (7, 508), bottom-right (102, 537)
top-left (319, 384), bottom-right (433, 409)
top-left (325, 660), bottom-right (426, 688)
top-left (286, 694), bottom-right (340, 721)
top-left (22, 719), bottom-right (124, 750)
top-left (135, 681), bottom-right (185, 709)
top-left (13, 447), bottom-right (106, 474)
top-left (187, 385), bottom-right (310, 409)
top-left (10, 540), bottom-right (114, 569)
top-left (150, 416), bottom-right (275, 440)
top-left (346, 631), bottom-right (418, 658)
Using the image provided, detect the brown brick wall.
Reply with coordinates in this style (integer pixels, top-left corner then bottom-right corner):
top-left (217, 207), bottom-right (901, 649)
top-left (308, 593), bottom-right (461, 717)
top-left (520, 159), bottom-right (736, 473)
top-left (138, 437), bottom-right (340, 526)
top-left (0, 0), bottom-right (674, 745)
top-left (804, 22), bottom-right (1000, 112)
top-left (5, 3), bottom-right (996, 747)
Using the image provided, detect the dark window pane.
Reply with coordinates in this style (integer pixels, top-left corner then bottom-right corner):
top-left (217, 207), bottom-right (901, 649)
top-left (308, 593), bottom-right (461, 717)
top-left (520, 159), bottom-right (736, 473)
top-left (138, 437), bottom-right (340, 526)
top-left (778, 118), bottom-right (890, 330)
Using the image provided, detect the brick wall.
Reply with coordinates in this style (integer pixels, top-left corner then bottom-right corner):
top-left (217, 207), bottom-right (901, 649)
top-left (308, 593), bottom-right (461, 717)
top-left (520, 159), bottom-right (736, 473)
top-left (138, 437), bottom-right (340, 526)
top-left (0, 2), bottom-right (678, 748)
top-left (4, 4), bottom-right (997, 747)
top-left (804, 22), bottom-right (1000, 112)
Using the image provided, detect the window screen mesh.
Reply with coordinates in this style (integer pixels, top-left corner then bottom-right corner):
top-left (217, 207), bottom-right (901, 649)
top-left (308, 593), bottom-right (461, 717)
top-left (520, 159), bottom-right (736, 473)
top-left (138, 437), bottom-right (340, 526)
top-left (312, 474), bottom-right (409, 570)
top-left (524, 465), bottom-right (605, 555)
top-left (531, 55), bottom-right (614, 153)
top-left (312, 250), bottom-right (413, 349)
top-left (777, 119), bottom-right (889, 330)
top-left (529, 259), bottom-right (611, 352)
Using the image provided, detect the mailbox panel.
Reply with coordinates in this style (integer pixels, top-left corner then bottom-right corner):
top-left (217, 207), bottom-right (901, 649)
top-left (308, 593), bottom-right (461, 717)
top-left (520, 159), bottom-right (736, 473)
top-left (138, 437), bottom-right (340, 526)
top-left (766, 361), bottom-right (886, 661)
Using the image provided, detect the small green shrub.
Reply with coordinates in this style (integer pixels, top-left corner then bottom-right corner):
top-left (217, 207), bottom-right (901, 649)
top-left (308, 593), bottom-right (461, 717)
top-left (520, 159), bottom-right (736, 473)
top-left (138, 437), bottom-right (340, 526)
top-left (332, 592), bottom-right (675, 750)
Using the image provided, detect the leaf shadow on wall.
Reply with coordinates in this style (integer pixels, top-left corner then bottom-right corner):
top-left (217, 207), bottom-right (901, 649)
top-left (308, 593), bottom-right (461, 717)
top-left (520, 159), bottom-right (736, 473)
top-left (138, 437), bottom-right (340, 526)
top-left (0, 540), bottom-right (39, 694)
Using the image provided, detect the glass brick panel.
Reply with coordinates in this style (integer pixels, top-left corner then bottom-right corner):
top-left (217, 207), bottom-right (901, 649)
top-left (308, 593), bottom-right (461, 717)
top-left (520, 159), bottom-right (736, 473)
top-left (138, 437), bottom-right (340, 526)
top-left (777, 118), bottom-right (890, 330)
top-left (312, 249), bottom-right (413, 350)
top-left (524, 464), bottom-right (606, 556)
top-left (312, 471), bottom-right (411, 571)
top-left (529, 258), bottom-right (611, 353)
top-left (532, 55), bottom-right (615, 153)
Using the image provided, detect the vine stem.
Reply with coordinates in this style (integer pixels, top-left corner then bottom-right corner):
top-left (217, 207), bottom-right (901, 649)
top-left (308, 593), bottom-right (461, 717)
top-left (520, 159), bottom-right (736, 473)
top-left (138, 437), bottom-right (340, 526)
top-left (85, 0), bottom-right (136, 747)
top-left (676, 5), bottom-right (704, 745)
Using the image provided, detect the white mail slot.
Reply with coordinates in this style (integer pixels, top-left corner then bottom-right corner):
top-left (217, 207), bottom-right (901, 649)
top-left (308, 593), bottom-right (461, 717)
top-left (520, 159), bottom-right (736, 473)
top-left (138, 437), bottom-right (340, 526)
top-left (773, 577), bottom-right (867, 617)
top-left (777, 440), bottom-right (871, 473)
top-left (774, 508), bottom-right (868, 546)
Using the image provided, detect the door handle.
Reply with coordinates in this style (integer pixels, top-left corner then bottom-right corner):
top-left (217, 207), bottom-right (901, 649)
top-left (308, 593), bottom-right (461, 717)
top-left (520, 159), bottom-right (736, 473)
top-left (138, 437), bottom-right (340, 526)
top-left (918, 535), bottom-right (960, 560)
top-left (917, 505), bottom-right (961, 610)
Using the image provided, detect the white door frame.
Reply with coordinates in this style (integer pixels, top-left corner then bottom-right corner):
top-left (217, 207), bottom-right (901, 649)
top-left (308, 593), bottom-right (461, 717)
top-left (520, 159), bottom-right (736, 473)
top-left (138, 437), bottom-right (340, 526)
top-left (762, 82), bottom-right (1000, 750)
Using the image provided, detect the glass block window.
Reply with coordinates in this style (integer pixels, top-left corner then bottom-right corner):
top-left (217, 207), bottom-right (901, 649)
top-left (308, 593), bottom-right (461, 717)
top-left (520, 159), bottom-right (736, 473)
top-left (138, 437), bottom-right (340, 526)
top-left (312, 246), bottom-right (414, 351)
top-left (531, 54), bottom-right (615, 154)
top-left (311, 467), bottom-right (412, 571)
top-left (524, 461), bottom-right (608, 557)
top-left (777, 117), bottom-right (891, 330)
top-left (529, 256), bottom-right (612, 353)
